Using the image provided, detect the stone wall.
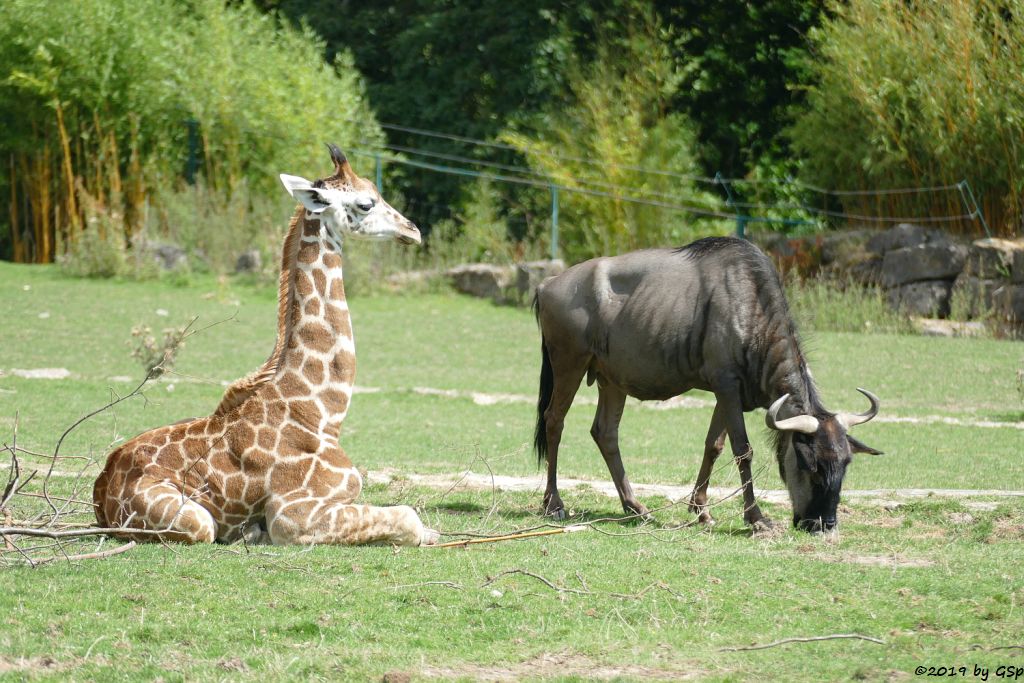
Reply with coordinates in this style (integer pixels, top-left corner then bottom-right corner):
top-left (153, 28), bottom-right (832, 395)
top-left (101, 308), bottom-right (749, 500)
top-left (755, 224), bottom-right (1024, 324)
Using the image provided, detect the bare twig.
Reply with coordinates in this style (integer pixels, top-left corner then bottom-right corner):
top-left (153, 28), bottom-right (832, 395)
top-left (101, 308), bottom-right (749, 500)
top-left (483, 568), bottom-right (591, 596)
top-left (432, 524), bottom-right (587, 549)
top-left (27, 540), bottom-right (136, 566)
top-left (719, 634), bottom-right (886, 652)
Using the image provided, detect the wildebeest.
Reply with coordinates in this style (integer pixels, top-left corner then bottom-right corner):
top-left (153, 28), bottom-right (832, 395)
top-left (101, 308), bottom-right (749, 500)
top-left (533, 236), bottom-right (881, 532)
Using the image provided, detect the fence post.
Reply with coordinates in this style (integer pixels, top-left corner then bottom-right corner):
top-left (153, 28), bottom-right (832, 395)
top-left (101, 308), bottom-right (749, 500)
top-left (715, 172), bottom-right (748, 239)
top-left (184, 119), bottom-right (200, 185)
top-left (550, 184), bottom-right (559, 260)
top-left (957, 180), bottom-right (991, 238)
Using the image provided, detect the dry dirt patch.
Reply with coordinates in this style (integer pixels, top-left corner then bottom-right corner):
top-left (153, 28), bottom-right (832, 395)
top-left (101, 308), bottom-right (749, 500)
top-left (817, 552), bottom-right (935, 569)
top-left (417, 651), bottom-right (707, 681)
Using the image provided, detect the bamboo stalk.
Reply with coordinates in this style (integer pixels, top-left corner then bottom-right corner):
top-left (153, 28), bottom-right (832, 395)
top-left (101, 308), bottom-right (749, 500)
top-left (55, 102), bottom-right (80, 245)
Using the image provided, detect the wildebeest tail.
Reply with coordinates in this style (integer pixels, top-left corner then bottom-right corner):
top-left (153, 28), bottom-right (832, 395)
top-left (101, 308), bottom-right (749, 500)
top-left (535, 336), bottom-right (553, 466)
top-left (533, 291), bottom-right (552, 467)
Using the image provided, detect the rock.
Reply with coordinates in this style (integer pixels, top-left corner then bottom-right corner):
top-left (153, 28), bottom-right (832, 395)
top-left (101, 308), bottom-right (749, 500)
top-left (148, 243), bottom-right (188, 271)
top-left (820, 229), bottom-right (874, 265)
top-left (446, 263), bottom-right (516, 302)
top-left (880, 243), bottom-right (967, 287)
top-left (997, 283), bottom-right (1024, 323)
top-left (963, 238), bottom-right (1024, 279)
top-left (515, 259), bottom-right (566, 302)
top-left (911, 318), bottom-right (986, 338)
top-left (865, 223), bottom-right (950, 255)
top-left (886, 280), bottom-right (953, 317)
top-left (234, 249), bottom-right (262, 274)
top-left (951, 273), bottom-right (1000, 318)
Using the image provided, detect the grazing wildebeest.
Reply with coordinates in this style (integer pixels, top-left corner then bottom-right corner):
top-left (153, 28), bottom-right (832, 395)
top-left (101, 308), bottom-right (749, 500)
top-left (533, 236), bottom-right (881, 532)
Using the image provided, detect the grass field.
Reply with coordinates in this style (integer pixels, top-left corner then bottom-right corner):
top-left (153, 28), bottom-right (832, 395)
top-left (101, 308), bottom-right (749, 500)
top-left (1, 262), bottom-right (1022, 681)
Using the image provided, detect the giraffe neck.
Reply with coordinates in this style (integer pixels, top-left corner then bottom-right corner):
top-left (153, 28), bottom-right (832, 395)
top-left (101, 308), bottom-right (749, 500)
top-left (271, 211), bottom-right (355, 437)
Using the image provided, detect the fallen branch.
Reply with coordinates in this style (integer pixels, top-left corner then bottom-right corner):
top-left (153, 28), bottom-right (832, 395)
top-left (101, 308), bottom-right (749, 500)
top-left (29, 540), bottom-right (136, 566)
top-left (432, 524), bottom-right (587, 549)
top-left (483, 568), bottom-right (590, 595)
top-left (0, 525), bottom-right (167, 540)
top-left (719, 634), bottom-right (886, 652)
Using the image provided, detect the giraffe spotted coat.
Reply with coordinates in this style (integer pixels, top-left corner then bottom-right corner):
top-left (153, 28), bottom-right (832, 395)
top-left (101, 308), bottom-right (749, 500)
top-left (93, 146), bottom-right (438, 546)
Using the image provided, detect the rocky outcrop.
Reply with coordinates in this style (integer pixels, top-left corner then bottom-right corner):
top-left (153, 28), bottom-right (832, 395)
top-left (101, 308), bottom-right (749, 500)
top-left (446, 259), bottom-right (565, 305)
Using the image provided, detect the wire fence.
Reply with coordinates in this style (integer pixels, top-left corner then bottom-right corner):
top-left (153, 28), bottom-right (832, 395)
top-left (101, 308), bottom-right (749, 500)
top-left (185, 118), bottom-right (992, 259)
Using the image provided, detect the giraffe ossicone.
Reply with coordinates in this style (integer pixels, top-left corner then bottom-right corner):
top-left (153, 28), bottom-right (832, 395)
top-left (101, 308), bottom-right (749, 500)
top-left (93, 145), bottom-right (438, 546)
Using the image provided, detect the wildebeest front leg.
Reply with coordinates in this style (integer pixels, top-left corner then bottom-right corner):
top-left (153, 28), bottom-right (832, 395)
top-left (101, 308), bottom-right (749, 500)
top-left (688, 403), bottom-right (727, 526)
top-left (714, 384), bottom-right (772, 531)
top-left (591, 383), bottom-right (649, 518)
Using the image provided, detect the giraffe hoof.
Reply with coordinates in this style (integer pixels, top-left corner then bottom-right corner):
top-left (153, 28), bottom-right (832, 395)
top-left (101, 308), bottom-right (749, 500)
top-left (420, 527), bottom-right (440, 546)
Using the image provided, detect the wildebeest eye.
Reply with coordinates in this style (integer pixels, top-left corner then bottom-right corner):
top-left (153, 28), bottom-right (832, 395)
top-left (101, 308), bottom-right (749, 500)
top-left (355, 197), bottom-right (375, 212)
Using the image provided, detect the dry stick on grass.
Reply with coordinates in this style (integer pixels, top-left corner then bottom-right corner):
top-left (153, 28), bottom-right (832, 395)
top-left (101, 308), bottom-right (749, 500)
top-left (719, 634), bottom-right (886, 652)
top-left (25, 540), bottom-right (137, 566)
top-left (483, 568), bottom-right (688, 602)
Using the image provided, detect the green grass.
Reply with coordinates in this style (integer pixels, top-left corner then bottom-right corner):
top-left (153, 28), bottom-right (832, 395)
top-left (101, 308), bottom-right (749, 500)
top-left (1, 263), bottom-right (1022, 681)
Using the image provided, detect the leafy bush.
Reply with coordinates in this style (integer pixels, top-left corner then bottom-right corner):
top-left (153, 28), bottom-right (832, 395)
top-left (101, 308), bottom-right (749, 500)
top-left (503, 9), bottom-right (727, 262)
top-left (0, 0), bottom-right (383, 264)
top-left (791, 0), bottom-right (1024, 236)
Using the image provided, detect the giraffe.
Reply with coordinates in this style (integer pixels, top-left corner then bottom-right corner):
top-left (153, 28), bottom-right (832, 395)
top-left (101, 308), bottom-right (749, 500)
top-left (93, 145), bottom-right (439, 546)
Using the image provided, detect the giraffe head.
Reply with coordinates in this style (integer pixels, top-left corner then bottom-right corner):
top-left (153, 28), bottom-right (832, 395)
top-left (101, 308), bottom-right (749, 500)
top-left (280, 144), bottom-right (420, 245)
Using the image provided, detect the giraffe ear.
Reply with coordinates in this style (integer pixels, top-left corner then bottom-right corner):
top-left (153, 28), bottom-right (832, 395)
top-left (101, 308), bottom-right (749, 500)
top-left (280, 174), bottom-right (328, 213)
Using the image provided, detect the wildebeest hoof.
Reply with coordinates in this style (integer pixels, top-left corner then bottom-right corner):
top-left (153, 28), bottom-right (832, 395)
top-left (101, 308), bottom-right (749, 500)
top-left (420, 527), bottom-right (440, 546)
top-left (749, 518), bottom-right (780, 538)
top-left (544, 507), bottom-right (567, 520)
top-left (624, 502), bottom-right (651, 522)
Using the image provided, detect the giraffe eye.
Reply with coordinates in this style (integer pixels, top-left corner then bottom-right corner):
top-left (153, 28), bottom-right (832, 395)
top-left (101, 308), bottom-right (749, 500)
top-left (355, 197), bottom-right (375, 212)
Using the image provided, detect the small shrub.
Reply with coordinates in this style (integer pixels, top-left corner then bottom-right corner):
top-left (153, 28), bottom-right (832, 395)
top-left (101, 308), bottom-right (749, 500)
top-left (128, 323), bottom-right (189, 378)
top-left (58, 222), bottom-right (127, 279)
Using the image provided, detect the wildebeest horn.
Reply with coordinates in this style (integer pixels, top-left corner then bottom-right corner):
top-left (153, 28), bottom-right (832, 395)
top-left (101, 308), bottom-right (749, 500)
top-left (836, 388), bottom-right (880, 429)
top-left (765, 394), bottom-right (819, 434)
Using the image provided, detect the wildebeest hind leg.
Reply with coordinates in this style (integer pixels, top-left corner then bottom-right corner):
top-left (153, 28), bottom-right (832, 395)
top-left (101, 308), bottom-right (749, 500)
top-left (541, 358), bottom-right (588, 519)
top-left (591, 383), bottom-right (649, 519)
top-left (688, 403), bottom-right (727, 526)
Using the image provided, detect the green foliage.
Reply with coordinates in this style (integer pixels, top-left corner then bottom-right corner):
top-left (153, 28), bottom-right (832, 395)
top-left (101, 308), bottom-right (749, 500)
top-left (790, 0), bottom-right (1024, 236)
top-left (57, 216), bottom-right (127, 279)
top-left (661, 0), bottom-right (825, 179)
top-left (147, 181), bottom-right (287, 276)
top-left (0, 0), bottom-right (383, 262)
top-left (505, 11), bottom-right (727, 261)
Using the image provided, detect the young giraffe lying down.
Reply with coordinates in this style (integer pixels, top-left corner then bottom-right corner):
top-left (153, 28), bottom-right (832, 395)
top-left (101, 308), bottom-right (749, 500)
top-left (93, 146), bottom-right (439, 546)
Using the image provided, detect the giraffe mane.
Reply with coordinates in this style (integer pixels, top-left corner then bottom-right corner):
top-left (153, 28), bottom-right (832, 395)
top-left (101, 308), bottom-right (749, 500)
top-left (213, 205), bottom-right (305, 416)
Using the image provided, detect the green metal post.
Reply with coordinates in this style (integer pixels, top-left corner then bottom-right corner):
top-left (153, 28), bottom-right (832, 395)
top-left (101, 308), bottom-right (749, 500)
top-left (736, 216), bottom-right (748, 239)
top-left (550, 185), bottom-right (559, 260)
top-left (957, 180), bottom-right (991, 238)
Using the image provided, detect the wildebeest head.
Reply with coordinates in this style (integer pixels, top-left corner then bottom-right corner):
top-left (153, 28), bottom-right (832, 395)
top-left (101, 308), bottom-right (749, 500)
top-left (766, 389), bottom-right (881, 533)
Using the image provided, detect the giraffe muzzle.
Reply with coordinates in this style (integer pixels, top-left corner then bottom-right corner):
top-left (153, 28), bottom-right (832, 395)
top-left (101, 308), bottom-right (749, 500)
top-left (396, 222), bottom-right (422, 246)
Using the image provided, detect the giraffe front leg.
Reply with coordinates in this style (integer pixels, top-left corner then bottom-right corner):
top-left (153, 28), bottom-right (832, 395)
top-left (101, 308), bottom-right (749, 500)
top-left (265, 495), bottom-right (438, 547)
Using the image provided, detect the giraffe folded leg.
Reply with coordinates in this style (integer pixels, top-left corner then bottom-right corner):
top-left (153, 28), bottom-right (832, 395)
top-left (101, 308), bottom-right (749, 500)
top-left (266, 495), bottom-right (438, 547)
top-left (106, 478), bottom-right (218, 544)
